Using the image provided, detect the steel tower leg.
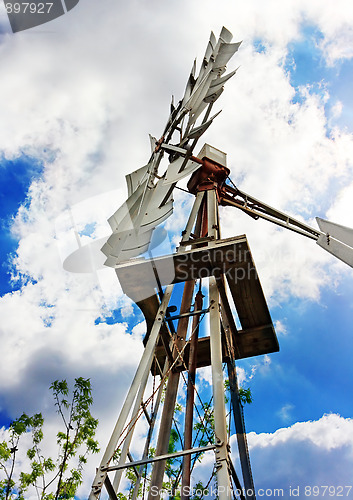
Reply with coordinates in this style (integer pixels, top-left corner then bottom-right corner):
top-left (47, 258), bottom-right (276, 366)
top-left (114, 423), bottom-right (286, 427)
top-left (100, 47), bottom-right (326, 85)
top-left (227, 360), bottom-right (256, 500)
top-left (112, 365), bottom-right (150, 491)
top-left (209, 276), bottom-right (232, 500)
top-left (181, 289), bottom-right (203, 500)
top-left (207, 189), bottom-right (232, 499)
top-left (147, 280), bottom-right (195, 500)
top-left (130, 361), bottom-right (167, 500)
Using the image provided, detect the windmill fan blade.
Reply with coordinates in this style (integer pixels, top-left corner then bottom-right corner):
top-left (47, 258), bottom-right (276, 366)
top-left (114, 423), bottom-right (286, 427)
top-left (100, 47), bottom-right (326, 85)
top-left (184, 111), bottom-right (222, 141)
top-left (181, 59), bottom-right (197, 106)
top-left (140, 199), bottom-right (173, 231)
top-left (149, 134), bottom-right (157, 153)
top-left (103, 175), bottom-right (174, 265)
top-left (100, 27), bottom-right (240, 268)
top-left (316, 218), bottom-right (353, 268)
top-left (204, 87), bottom-right (224, 103)
top-left (198, 32), bottom-right (217, 79)
top-left (163, 157), bottom-right (202, 185)
top-left (213, 41), bottom-right (242, 69)
top-left (107, 180), bottom-right (147, 231)
top-left (219, 26), bottom-right (233, 43)
top-left (126, 164), bottom-right (150, 197)
top-left (209, 69), bottom-right (238, 91)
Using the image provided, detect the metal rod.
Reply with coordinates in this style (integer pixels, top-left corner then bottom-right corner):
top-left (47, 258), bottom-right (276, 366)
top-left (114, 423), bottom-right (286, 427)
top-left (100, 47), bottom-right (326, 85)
top-left (104, 476), bottom-right (119, 500)
top-left (180, 191), bottom-right (205, 247)
top-left (166, 307), bottom-right (209, 321)
top-left (228, 458), bottom-right (246, 500)
top-left (209, 276), bottom-right (232, 500)
top-left (112, 362), bottom-right (150, 491)
top-left (201, 194), bottom-right (208, 238)
top-left (131, 360), bottom-right (169, 500)
top-left (147, 279), bottom-right (195, 500)
top-left (221, 187), bottom-right (319, 240)
top-left (106, 445), bottom-right (216, 472)
top-left (226, 359), bottom-right (256, 500)
top-left (208, 188), bottom-right (231, 500)
top-left (127, 451), bottom-right (140, 478)
top-left (181, 289), bottom-right (203, 500)
top-left (207, 189), bottom-right (218, 240)
top-left (215, 276), bottom-right (240, 359)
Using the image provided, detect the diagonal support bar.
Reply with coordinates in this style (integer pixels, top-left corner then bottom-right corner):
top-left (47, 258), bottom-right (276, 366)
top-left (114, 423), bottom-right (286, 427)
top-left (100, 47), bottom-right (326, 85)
top-left (105, 444), bottom-right (216, 472)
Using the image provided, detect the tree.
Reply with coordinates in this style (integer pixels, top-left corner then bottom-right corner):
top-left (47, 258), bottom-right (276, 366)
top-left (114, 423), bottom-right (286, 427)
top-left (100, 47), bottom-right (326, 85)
top-left (0, 377), bottom-right (99, 499)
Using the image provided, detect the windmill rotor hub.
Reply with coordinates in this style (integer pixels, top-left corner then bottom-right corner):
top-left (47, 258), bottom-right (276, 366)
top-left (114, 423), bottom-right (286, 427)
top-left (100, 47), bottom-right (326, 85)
top-left (187, 157), bottom-right (230, 195)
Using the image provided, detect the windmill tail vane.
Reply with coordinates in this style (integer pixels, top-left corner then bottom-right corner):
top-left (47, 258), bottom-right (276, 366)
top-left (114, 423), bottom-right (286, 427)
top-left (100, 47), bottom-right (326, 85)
top-left (316, 218), bottom-right (353, 267)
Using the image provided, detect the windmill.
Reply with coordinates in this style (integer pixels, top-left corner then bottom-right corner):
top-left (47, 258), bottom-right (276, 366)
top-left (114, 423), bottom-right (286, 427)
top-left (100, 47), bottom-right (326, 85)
top-left (80, 27), bottom-right (353, 500)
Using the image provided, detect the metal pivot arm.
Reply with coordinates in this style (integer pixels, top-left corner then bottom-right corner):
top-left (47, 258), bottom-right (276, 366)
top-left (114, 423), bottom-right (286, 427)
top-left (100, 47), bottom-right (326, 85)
top-left (220, 183), bottom-right (320, 241)
top-left (220, 182), bottom-right (353, 268)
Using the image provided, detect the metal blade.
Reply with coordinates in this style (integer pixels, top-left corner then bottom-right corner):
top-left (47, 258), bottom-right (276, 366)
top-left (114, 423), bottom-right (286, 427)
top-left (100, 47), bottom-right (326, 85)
top-left (209, 69), bottom-right (238, 90)
top-left (163, 157), bottom-right (201, 185)
top-left (183, 70), bottom-right (214, 112)
top-left (102, 226), bottom-right (153, 264)
top-left (186, 100), bottom-right (209, 127)
top-left (149, 134), bottom-right (157, 153)
top-left (203, 40), bottom-right (215, 65)
top-left (140, 200), bottom-right (173, 230)
top-left (316, 217), bottom-right (353, 248)
top-left (219, 26), bottom-right (233, 43)
top-left (181, 59), bottom-right (197, 107)
top-left (317, 234), bottom-right (353, 268)
top-left (213, 42), bottom-right (242, 69)
top-left (204, 87), bottom-right (224, 103)
top-left (184, 111), bottom-right (222, 141)
top-left (118, 229), bottom-right (153, 259)
top-left (126, 164), bottom-right (150, 197)
top-left (107, 181), bottom-right (147, 231)
top-left (198, 32), bottom-right (217, 80)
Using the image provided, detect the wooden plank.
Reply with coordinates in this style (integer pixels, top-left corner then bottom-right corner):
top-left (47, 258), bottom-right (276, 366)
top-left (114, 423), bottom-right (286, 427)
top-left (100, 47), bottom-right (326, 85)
top-left (151, 323), bottom-right (278, 374)
top-left (115, 235), bottom-right (248, 302)
top-left (117, 236), bottom-right (279, 363)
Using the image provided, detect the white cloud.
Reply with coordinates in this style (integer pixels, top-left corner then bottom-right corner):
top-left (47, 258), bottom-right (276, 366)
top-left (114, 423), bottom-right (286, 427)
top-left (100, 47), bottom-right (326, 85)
top-left (274, 319), bottom-right (288, 336)
top-left (241, 414), bottom-right (353, 493)
top-left (277, 403), bottom-right (295, 422)
top-left (327, 183), bottom-right (353, 227)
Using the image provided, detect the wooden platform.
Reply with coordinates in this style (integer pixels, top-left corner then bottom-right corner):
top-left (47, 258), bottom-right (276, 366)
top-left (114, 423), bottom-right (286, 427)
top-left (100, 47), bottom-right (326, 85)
top-left (116, 236), bottom-right (279, 363)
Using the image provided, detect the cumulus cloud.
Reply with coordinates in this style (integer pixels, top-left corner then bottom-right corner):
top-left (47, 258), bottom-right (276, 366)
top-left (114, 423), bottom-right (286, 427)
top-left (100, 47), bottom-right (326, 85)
top-left (244, 414), bottom-right (353, 494)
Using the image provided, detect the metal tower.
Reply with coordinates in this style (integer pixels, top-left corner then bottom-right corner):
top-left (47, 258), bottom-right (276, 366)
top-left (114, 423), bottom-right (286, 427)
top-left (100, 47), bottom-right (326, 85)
top-left (89, 145), bottom-right (279, 500)
top-left (77, 26), bottom-right (353, 500)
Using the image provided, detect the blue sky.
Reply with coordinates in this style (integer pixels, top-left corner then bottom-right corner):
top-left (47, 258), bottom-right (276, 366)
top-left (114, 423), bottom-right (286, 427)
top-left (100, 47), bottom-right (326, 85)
top-left (1, 1), bottom-right (353, 498)
top-left (0, 155), bottom-right (43, 295)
